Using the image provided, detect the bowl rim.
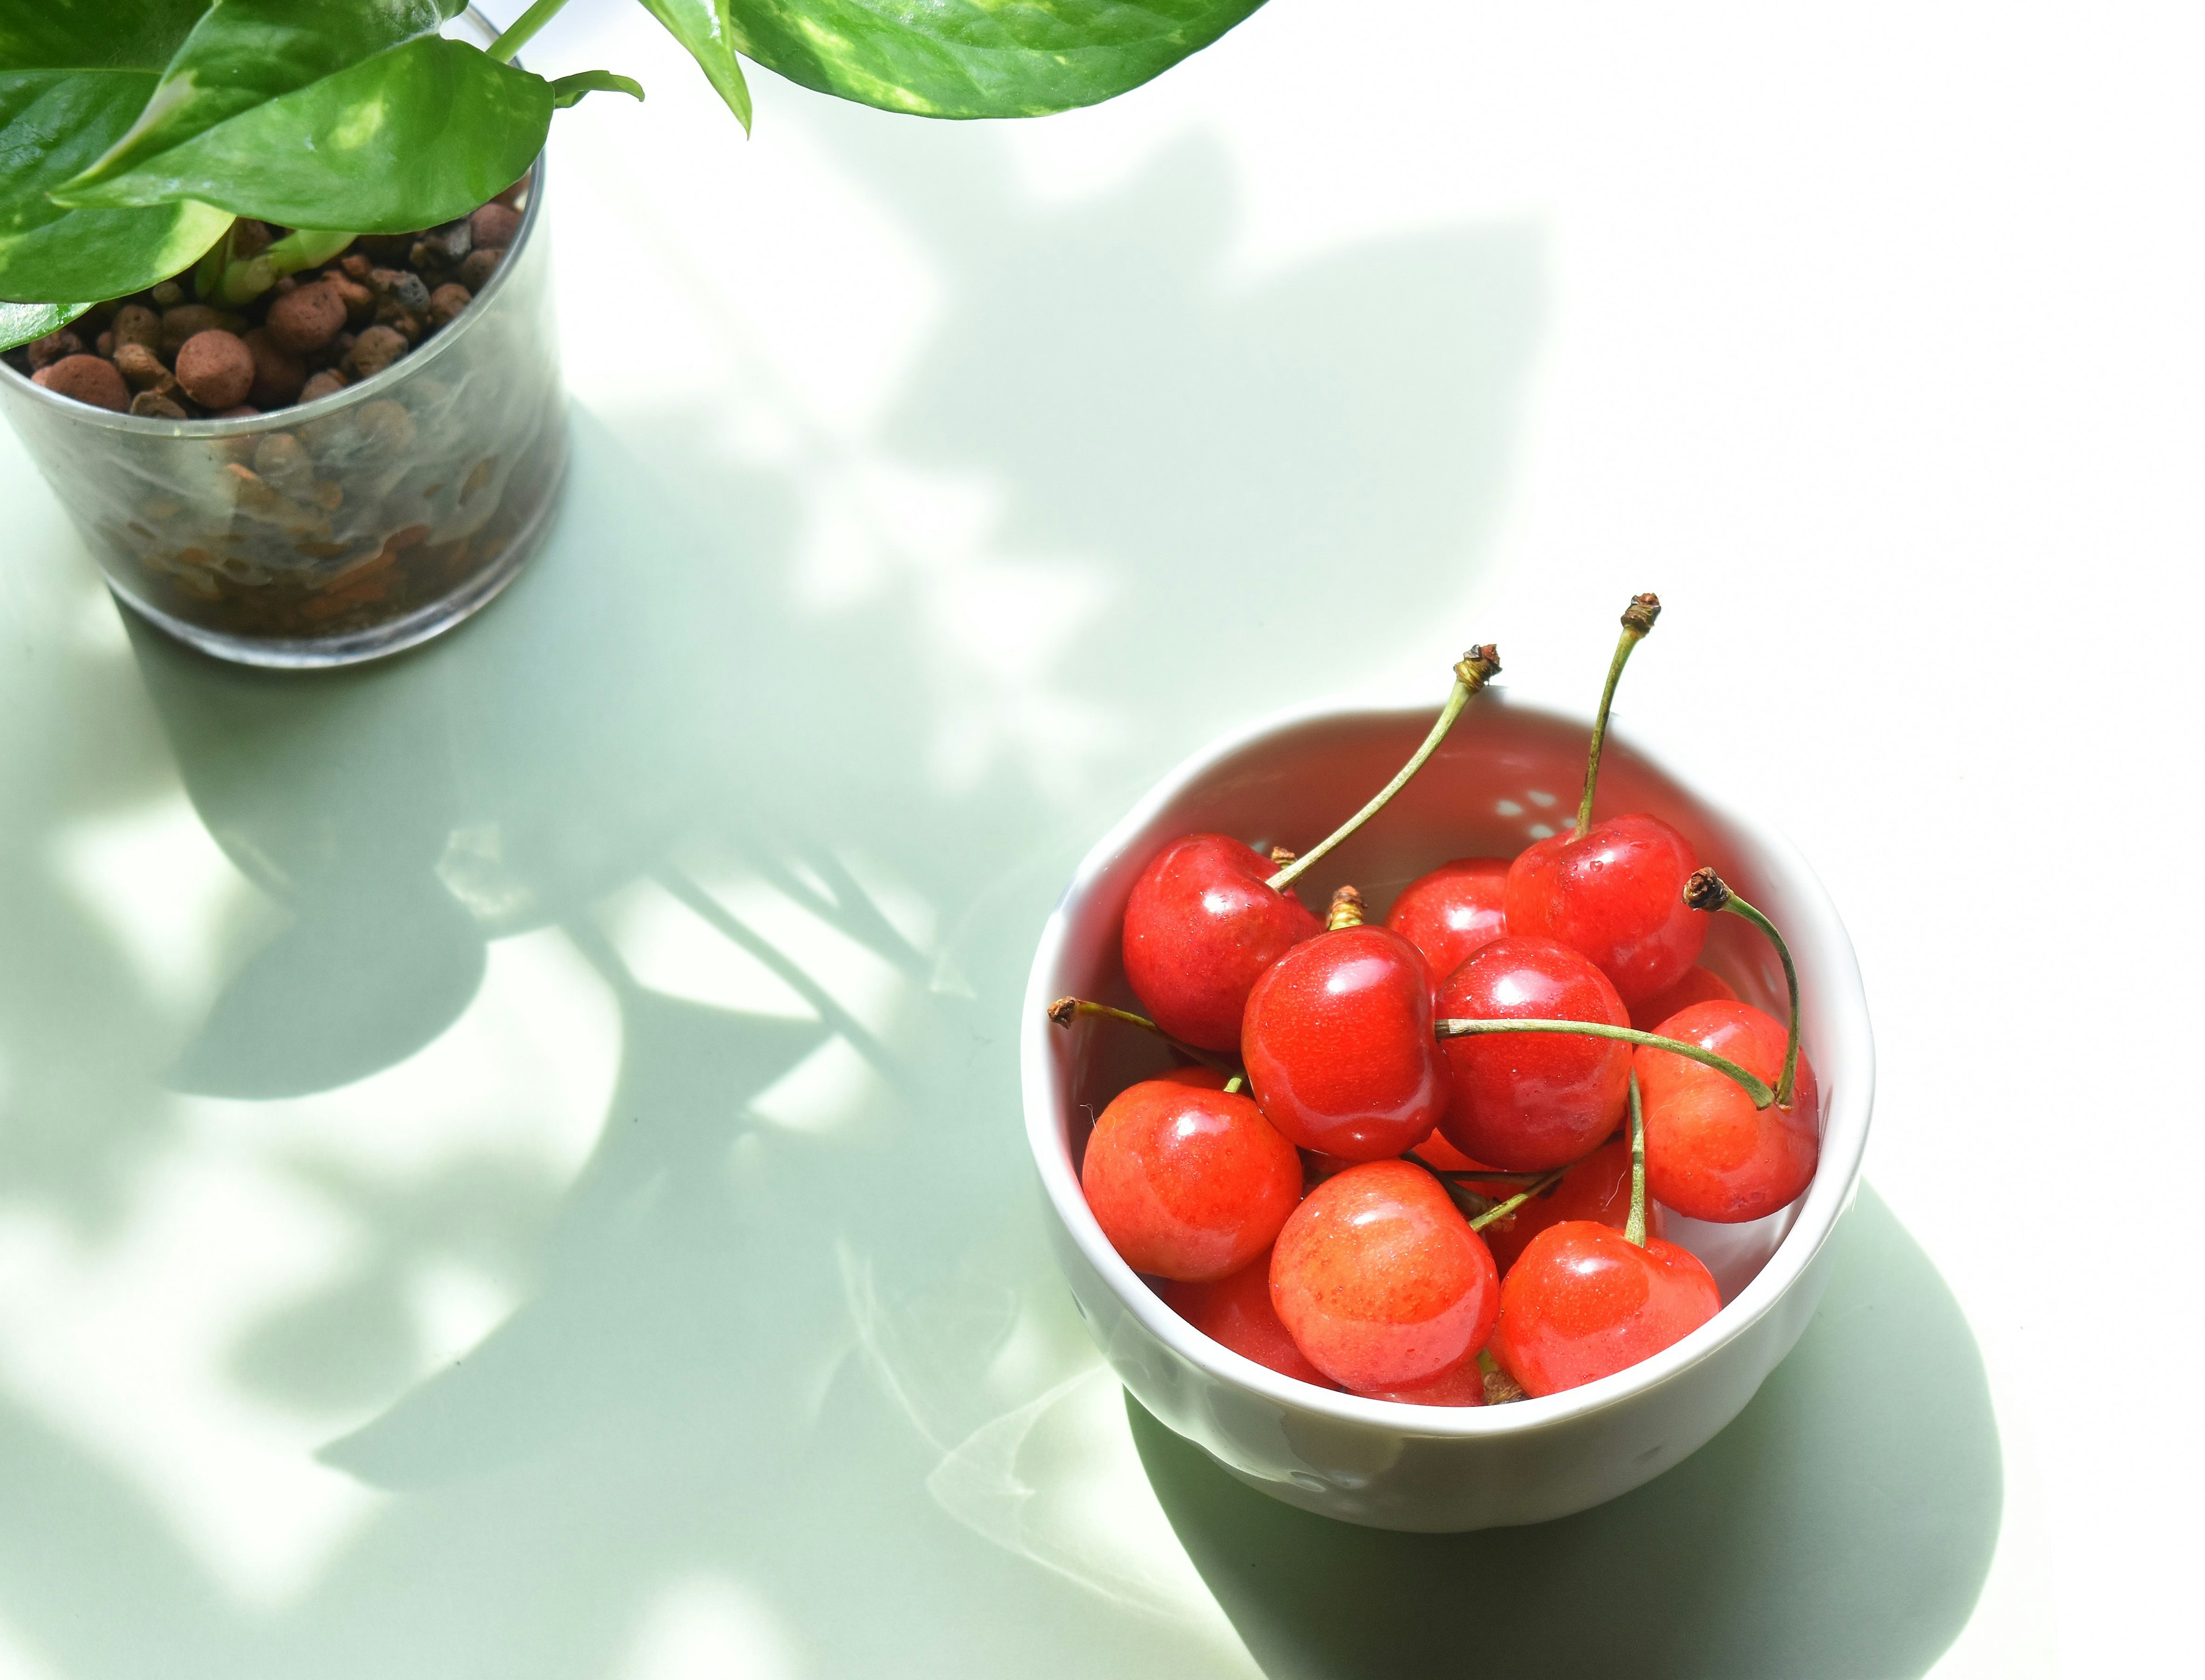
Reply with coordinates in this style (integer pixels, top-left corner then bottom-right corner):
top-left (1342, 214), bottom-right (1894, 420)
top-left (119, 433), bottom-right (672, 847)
top-left (1019, 682), bottom-right (1875, 1438)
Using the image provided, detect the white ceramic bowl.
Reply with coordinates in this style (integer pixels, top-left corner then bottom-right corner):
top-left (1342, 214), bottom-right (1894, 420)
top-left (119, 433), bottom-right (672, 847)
top-left (1020, 688), bottom-right (1873, 1532)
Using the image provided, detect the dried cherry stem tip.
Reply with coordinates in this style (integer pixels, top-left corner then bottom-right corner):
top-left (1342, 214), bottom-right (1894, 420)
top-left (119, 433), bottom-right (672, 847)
top-left (1576, 592), bottom-right (1662, 837)
top-left (1045, 997), bottom-right (1240, 1074)
top-left (1326, 885), bottom-right (1365, 931)
top-left (1682, 866), bottom-right (1802, 1108)
top-left (1623, 1071), bottom-right (1649, 1247)
top-left (1266, 645), bottom-right (1500, 894)
top-left (1433, 1016), bottom-right (1777, 1109)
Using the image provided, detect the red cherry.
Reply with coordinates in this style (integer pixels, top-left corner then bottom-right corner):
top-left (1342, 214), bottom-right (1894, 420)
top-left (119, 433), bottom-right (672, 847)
top-left (1123, 835), bottom-right (1322, 1050)
top-left (1160, 1248), bottom-right (1335, 1387)
top-left (1504, 813), bottom-right (1709, 1005)
top-left (1242, 923), bottom-right (1447, 1160)
top-left (1628, 963), bottom-right (1736, 1032)
top-left (1383, 857), bottom-right (1510, 988)
top-left (1490, 1222), bottom-right (1720, 1396)
top-left (1081, 1078), bottom-right (1303, 1281)
top-left (1356, 1360), bottom-right (1488, 1406)
top-left (1637, 1000), bottom-right (1820, 1223)
top-left (1407, 1129), bottom-right (1500, 1172)
top-left (1476, 1135), bottom-right (1662, 1275)
top-left (1270, 1159), bottom-right (1499, 1392)
top-left (1150, 1063), bottom-right (1233, 1090)
top-left (1433, 935), bottom-right (1631, 1170)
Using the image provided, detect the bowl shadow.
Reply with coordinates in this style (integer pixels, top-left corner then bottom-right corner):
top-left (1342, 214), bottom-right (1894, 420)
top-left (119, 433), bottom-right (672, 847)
top-left (1129, 1183), bottom-right (2000, 1680)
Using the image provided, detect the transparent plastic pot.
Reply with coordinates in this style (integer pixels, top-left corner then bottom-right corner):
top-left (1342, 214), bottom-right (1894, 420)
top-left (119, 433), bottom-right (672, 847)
top-left (0, 44), bottom-right (564, 667)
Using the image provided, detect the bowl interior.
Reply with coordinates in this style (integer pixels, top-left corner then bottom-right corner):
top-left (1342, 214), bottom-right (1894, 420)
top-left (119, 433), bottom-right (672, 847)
top-left (1023, 690), bottom-right (1873, 1427)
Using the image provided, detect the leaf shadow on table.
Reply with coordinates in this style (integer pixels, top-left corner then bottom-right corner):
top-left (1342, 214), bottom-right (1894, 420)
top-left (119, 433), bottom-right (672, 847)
top-left (0, 109), bottom-right (1546, 1680)
top-left (1131, 1183), bottom-right (2002, 1680)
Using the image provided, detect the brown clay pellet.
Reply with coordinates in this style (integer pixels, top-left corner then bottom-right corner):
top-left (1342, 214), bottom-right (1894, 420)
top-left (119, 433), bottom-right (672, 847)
top-left (299, 369), bottom-right (350, 402)
top-left (243, 327), bottom-right (305, 406)
top-left (469, 203), bottom-right (522, 250)
top-left (33, 355), bottom-right (129, 410)
top-left (26, 330), bottom-right (83, 370)
top-left (345, 324), bottom-right (408, 380)
top-left (252, 431), bottom-right (314, 497)
top-left (111, 304), bottom-right (161, 351)
top-left (323, 272), bottom-right (374, 326)
top-left (354, 398), bottom-right (417, 454)
top-left (266, 281), bottom-right (346, 354)
top-left (113, 342), bottom-right (176, 393)
top-left (130, 390), bottom-right (189, 420)
top-left (175, 329), bottom-right (254, 409)
top-left (458, 247), bottom-right (504, 291)
top-left (160, 303), bottom-right (245, 357)
top-left (427, 283), bottom-right (471, 330)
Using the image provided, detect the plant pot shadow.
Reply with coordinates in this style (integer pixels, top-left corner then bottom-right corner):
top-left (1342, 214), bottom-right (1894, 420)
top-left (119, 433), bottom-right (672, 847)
top-left (1129, 1183), bottom-right (2001, 1680)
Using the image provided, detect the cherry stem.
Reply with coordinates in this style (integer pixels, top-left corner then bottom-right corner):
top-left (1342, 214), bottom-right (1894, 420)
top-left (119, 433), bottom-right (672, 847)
top-left (1467, 1169), bottom-right (1570, 1232)
top-left (1325, 885), bottom-right (1364, 931)
top-left (1624, 1071), bottom-right (1648, 1247)
top-left (1045, 997), bottom-right (1242, 1075)
top-left (1575, 593), bottom-right (1661, 837)
top-left (1223, 1074), bottom-right (1245, 1095)
top-left (1432, 1016), bottom-right (1776, 1109)
top-left (1267, 645), bottom-right (1500, 893)
top-left (1682, 867), bottom-right (1801, 1108)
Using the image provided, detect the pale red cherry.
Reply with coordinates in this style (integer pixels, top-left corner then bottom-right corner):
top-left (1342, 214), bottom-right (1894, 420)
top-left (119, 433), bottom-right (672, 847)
top-left (1384, 857), bottom-right (1510, 989)
top-left (1433, 935), bottom-right (1632, 1170)
top-left (1081, 1078), bottom-right (1302, 1281)
top-left (1270, 1159), bottom-right (1499, 1392)
top-left (1355, 1361), bottom-right (1488, 1406)
top-left (1242, 889), bottom-right (1447, 1161)
top-left (1504, 813), bottom-right (1709, 1006)
top-left (1476, 1135), bottom-right (1659, 1275)
top-left (1490, 1222), bottom-right (1720, 1396)
top-left (1121, 835), bottom-right (1321, 1051)
top-left (1628, 964), bottom-right (1735, 1032)
top-left (1161, 1248), bottom-right (1334, 1387)
top-left (1637, 1000), bottom-right (1819, 1224)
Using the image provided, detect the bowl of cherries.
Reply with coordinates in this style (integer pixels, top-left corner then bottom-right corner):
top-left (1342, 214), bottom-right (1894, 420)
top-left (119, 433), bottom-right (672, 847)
top-left (1020, 597), bottom-right (1873, 1531)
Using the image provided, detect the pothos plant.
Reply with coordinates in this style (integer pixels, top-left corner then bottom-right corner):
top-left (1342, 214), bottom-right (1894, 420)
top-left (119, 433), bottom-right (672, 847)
top-left (0, 0), bottom-right (1267, 352)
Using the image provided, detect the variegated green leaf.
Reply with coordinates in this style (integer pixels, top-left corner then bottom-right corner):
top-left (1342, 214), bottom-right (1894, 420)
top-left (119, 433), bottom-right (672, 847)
top-left (636, 1), bottom-right (751, 131)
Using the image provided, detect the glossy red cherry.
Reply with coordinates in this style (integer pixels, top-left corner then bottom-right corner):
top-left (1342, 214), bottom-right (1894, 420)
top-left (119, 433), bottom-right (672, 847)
top-left (1637, 1000), bottom-right (1820, 1223)
top-left (1242, 909), bottom-right (1446, 1161)
top-left (1081, 1078), bottom-right (1302, 1281)
top-left (1122, 835), bottom-right (1322, 1051)
top-left (1384, 857), bottom-right (1510, 988)
top-left (1160, 1248), bottom-right (1335, 1387)
top-left (1476, 1135), bottom-right (1662, 1275)
top-left (1628, 963), bottom-right (1736, 1032)
top-left (1433, 935), bottom-right (1631, 1170)
top-left (1504, 813), bottom-right (1709, 1006)
top-left (1356, 1361), bottom-right (1487, 1406)
top-left (1270, 1159), bottom-right (1499, 1392)
top-left (1490, 1222), bottom-right (1720, 1396)
top-left (1407, 1129), bottom-right (1500, 1173)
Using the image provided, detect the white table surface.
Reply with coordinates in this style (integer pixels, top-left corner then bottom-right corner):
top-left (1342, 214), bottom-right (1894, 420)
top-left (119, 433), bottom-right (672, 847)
top-left (2, 3), bottom-right (2195, 1674)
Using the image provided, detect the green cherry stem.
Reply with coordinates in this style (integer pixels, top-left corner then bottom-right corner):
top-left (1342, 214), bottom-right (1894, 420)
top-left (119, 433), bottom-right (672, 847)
top-left (1045, 996), bottom-right (1243, 1075)
top-left (1267, 645), bottom-right (1502, 893)
top-left (1575, 593), bottom-right (1662, 837)
top-left (1467, 1169), bottom-right (1570, 1233)
top-left (1223, 1075), bottom-right (1246, 1096)
top-left (1433, 1016), bottom-right (1776, 1109)
top-left (1682, 866), bottom-right (1802, 1108)
top-left (1623, 1071), bottom-right (1649, 1248)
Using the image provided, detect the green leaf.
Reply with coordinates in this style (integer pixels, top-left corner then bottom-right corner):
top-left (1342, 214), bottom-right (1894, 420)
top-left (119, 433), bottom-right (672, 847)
top-left (635, 1), bottom-right (751, 131)
top-left (51, 37), bottom-right (553, 235)
top-left (551, 69), bottom-right (646, 110)
top-left (0, 67), bottom-right (231, 302)
top-left (0, 0), bottom-right (211, 71)
top-left (717, 0), bottom-right (1269, 118)
top-left (0, 298), bottom-right (91, 353)
top-left (0, 1), bottom-right (229, 303)
top-left (61, 2), bottom-right (455, 196)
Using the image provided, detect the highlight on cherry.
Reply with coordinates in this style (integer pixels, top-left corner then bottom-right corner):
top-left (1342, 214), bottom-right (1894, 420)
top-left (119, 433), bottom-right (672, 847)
top-left (1051, 595), bottom-right (1823, 1406)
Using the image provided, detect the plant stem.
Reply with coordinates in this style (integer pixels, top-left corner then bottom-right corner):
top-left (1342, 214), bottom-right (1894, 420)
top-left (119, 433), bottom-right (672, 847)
top-left (1223, 1075), bottom-right (1245, 1096)
top-left (1045, 997), bottom-right (1242, 1075)
top-left (1682, 867), bottom-right (1802, 1108)
top-left (1267, 645), bottom-right (1500, 893)
top-left (1623, 1071), bottom-right (1648, 1247)
top-left (1325, 884), bottom-right (1364, 931)
top-left (1575, 594), bottom-right (1662, 837)
top-left (1467, 1169), bottom-right (1569, 1232)
top-left (1433, 1016), bottom-right (1775, 1108)
top-left (490, 0), bottom-right (572, 63)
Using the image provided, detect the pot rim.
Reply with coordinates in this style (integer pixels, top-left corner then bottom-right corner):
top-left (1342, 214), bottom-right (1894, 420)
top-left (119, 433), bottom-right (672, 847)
top-left (1019, 682), bottom-right (1877, 1438)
